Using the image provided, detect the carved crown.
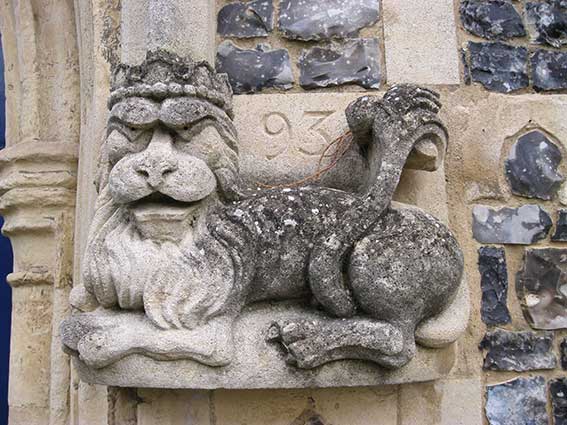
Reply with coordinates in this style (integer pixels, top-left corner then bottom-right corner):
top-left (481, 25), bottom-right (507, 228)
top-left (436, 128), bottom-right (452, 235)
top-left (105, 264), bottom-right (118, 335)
top-left (109, 50), bottom-right (234, 116)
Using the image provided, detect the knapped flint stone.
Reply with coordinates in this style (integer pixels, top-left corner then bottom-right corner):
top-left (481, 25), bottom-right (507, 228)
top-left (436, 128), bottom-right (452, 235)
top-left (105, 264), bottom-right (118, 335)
top-left (562, 338), bottom-right (567, 369)
top-left (472, 205), bottom-right (552, 245)
top-left (480, 329), bottom-right (556, 371)
top-left (527, 2), bottom-right (567, 48)
top-left (299, 39), bottom-right (380, 90)
top-left (468, 41), bottom-right (529, 93)
top-left (278, 0), bottom-right (380, 41)
top-left (217, 0), bottom-right (274, 38)
top-left (552, 210), bottom-right (567, 241)
top-left (216, 41), bottom-right (294, 94)
top-left (505, 130), bottom-right (564, 201)
top-left (485, 377), bottom-right (549, 425)
top-left (460, 0), bottom-right (526, 40)
top-left (532, 49), bottom-right (567, 92)
top-left (517, 248), bottom-right (567, 330)
top-left (478, 247), bottom-right (511, 325)
top-left (551, 378), bottom-right (567, 425)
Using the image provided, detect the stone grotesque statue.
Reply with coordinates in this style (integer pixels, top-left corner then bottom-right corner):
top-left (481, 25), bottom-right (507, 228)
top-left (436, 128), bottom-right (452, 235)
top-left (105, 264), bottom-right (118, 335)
top-left (62, 51), bottom-right (466, 374)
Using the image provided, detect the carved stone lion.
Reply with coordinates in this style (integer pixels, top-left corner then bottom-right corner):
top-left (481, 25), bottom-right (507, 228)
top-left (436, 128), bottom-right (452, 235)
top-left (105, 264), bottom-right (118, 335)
top-left (61, 51), bottom-right (467, 371)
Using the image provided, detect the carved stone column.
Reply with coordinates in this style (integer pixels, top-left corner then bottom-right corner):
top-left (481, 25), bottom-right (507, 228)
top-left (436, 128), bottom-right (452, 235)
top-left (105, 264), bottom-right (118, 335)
top-left (0, 2), bottom-right (80, 424)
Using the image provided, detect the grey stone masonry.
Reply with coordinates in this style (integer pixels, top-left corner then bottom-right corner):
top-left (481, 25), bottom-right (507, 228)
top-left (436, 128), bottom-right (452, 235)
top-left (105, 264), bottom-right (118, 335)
top-left (478, 247), bottom-right (511, 326)
top-left (217, 0), bottom-right (274, 38)
top-left (532, 49), bottom-right (567, 91)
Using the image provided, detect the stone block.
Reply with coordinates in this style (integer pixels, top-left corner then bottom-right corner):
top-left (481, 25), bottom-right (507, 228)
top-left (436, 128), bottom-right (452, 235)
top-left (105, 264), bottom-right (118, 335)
top-left (527, 2), bottom-right (567, 48)
top-left (552, 210), bottom-right (567, 241)
top-left (217, 0), bottom-right (273, 38)
top-left (550, 378), bottom-right (567, 425)
top-left (382, 0), bottom-right (460, 85)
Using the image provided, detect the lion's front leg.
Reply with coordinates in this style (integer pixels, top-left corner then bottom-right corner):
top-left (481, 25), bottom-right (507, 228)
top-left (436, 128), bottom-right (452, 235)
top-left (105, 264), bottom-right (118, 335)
top-left (267, 317), bottom-right (411, 369)
top-left (61, 309), bottom-right (235, 369)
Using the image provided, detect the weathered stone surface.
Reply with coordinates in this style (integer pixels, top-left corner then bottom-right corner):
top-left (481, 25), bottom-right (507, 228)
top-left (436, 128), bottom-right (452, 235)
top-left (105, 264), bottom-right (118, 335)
top-left (562, 338), bottom-right (567, 369)
top-left (383, 0), bottom-right (461, 85)
top-left (478, 247), bottom-right (511, 326)
top-left (532, 49), bottom-right (567, 92)
top-left (61, 51), bottom-right (467, 389)
top-left (550, 378), bottom-right (567, 425)
top-left (299, 39), bottom-right (380, 89)
top-left (517, 248), bottom-right (567, 330)
top-left (217, 0), bottom-right (274, 38)
top-left (472, 205), bottom-right (552, 244)
top-left (278, 0), bottom-right (380, 41)
top-left (468, 42), bottom-right (529, 93)
top-left (527, 2), bottom-right (567, 48)
top-left (485, 377), bottom-right (549, 425)
top-left (68, 305), bottom-right (459, 389)
top-left (505, 130), bottom-right (564, 200)
top-left (460, 0), bottom-right (526, 40)
top-left (479, 329), bottom-right (556, 371)
top-left (552, 210), bottom-right (567, 241)
top-left (216, 41), bottom-right (293, 94)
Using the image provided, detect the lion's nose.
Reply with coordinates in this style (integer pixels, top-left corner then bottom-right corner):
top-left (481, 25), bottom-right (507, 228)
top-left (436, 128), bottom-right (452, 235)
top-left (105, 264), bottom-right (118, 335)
top-left (135, 159), bottom-right (178, 188)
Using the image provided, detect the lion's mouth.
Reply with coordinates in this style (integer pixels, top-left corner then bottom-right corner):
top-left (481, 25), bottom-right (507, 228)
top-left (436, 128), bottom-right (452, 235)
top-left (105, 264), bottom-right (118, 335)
top-left (131, 192), bottom-right (201, 208)
top-left (129, 192), bottom-right (205, 232)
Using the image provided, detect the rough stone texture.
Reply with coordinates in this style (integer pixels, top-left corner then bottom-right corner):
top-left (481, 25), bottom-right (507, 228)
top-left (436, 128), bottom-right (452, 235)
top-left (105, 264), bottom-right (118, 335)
top-left (460, 0), bottom-right (526, 40)
top-left (562, 338), bottom-right (567, 369)
top-left (68, 305), bottom-right (458, 389)
top-left (505, 130), bottom-right (564, 200)
top-left (216, 41), bottom-right (293, 94)
top-left (485, 377), bottom-right (549, 425)
top-left (468, 42), bottom-right (529, 93)
top-left (472, 205), bottom-right (552, 244)
top-left (61, 52), bottom-right (467, 388)
top-left (278, 0), bottom-right (380, 41)
top-left (527, 2), bottom-right (567, 48)
top-left (532, 49), bottom-right (567, 92)
top-left (479, 329), bottom-right (556, 371)
top-left (298, 39), bottom-right (381, 90)
top-left (550, 378), bottom-right (567, 425)
top-left (383, 0), bottom-right (460, 85)
top-left (478, 247), bottom-right (511, 326)
top-left (517, 248), bottom-right (567, 330)
top-left (552, 210), bottom-right (567, 241)
top-left (217, 0), bottom-right (273, 38)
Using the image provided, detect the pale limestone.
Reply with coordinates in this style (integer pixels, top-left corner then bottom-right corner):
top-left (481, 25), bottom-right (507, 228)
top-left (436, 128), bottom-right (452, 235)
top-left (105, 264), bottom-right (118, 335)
top-left (383, 0), bottom-right (461, 85)
top-left (213, 387), bottom-right (399, 425)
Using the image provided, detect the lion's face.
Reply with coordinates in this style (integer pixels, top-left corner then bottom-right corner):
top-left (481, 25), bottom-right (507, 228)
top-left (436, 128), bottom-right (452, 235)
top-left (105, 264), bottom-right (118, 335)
top-left (104, 96), bottom-right (236, 241)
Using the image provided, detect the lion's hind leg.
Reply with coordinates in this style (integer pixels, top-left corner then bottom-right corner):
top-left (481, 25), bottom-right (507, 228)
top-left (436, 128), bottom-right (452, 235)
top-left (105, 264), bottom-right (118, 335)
top-left (267, 317), bottom-right (412, 369)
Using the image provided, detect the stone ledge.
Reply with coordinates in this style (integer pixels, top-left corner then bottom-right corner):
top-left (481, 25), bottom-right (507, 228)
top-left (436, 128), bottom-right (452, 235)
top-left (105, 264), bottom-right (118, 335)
top-left (72, 303), bottom-right (457, 390)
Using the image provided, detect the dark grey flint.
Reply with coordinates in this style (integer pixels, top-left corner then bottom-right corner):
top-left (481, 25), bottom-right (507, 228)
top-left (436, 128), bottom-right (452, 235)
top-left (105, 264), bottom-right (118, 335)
top-left (299, 39), bottom-right (380, 90)
top-left (505, 130), bottom-right (564, 201)
top-left (216, 41), bottom-right (293, 94)
top-left (486, 377), bottom-right (549, 425)
top-left (472, 205), bottom-right (552, 245)
top-left (279, 0), bottom-right (380, 41)
top-left (480, 329), bottom-right (556, 371)
top-left (478, 247), bottom-right (511, 326)
top-left (532, 49), bottom-right (567, 91)
top-left (460, 0), bottom-right (526, 40)
top-left (468, 41), bottom-right (529, 93)
top-left (527, 2), bottom-right (567, 48)
top-left (217, 0), bottom-right (274, 38)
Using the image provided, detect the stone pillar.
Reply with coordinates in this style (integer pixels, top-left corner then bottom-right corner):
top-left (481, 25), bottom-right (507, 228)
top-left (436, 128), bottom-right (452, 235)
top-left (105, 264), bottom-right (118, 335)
top-left (0, 1), bottom-right (80, 424)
